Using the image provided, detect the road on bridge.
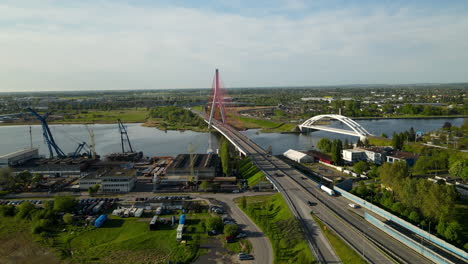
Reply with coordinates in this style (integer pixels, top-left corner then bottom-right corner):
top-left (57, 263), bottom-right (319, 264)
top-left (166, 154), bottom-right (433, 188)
top-left (205, 116), bottom-right (435, 264)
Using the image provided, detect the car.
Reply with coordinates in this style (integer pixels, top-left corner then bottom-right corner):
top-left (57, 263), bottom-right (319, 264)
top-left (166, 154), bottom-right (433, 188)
top-left (301, 176), bottom-right (307, 180)
top-left (232, 190), bottom-right (240, 193)
top-left (238, 253), bottom-right (254, 260)
top-left (348, 203), bottom-right (359, 209)
top-left (207, 230), bottom-right (218, 236)
top-left (225, 236), bottom-right (236, 243)
top-left (224, 221), bottom-right (236, 225)
top-left (307, 201), bottom-right (315, 206)
top-left (274, 173), bottom-right (283, 177)
top-left (236, 232), bottom-right (247, 239)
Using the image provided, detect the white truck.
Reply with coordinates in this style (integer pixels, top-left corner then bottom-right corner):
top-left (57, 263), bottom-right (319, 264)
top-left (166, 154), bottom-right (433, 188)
top-left (318, 184), bottom-right (335, 196)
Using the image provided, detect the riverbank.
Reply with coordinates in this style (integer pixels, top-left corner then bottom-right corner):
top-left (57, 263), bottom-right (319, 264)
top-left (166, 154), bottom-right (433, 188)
top-left (351, 115), bottom-right (467, 120)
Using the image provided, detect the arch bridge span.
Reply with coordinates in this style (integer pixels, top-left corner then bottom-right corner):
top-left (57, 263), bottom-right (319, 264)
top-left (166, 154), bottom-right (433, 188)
top-left (299, 114), bottom-right (372, 140)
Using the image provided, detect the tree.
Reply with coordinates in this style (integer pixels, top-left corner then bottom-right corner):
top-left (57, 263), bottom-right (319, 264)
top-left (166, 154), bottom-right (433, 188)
top-left (409, 127), bottom-right (416, 142)
top-left (317, 138), bottom-right (332, 153)
top-left (54, 196), bottom-right (76, 213)
top-left (409, 211), bottom-right (420, 223)
top-left (444, 221), bottom-right (461, 242)
top-left (413, 156), bottom-right (432, 175)
top-left (206, 216), bottom-right (223, 232)
top-left (63, 213), bottom-right (74, 224)
top-left (219, 137), bottom-right (231, 176)
top-left (16, 201), bottom-right (36, 219)
top-left (353, 161), bottom-right (368, 175)
top-left (392, 133), bottom-right (403, 150)
top-left (330, 139), bottom-right (343, 165)
top-left (0, 205), bottom-right (15, 217)
top-left (378, 161), bottom-right (409, 190)
top-left (442, 122), bottom-right (452, 131)
top-left (449, 160), bottom-right (468, 180)
top-left (88, 184), bottom-right (100, 196)
top-left (224, 224), bottom-right (239, 237)
top-left (199, 181), bottom-right (211, 192)
top-left (241, 196), bottom-right (247, 209)
top-left (0, 167), bottom-right (15, 190)
top-left (16, 171), bottom-right (33, 185)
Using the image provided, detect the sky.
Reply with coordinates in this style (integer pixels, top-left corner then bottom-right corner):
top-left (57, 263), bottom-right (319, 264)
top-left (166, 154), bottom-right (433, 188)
top-left (1, 0), bottom-right (468, 92)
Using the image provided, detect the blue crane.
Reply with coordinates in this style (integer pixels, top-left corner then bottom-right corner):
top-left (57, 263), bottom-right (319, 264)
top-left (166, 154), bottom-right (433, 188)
top-left (118, 119), bottom-right (134, 153)
top-left (26, 108), bottom-right (66, 158)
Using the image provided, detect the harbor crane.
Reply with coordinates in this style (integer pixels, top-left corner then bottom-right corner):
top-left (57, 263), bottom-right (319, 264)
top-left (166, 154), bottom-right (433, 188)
top-left (118, 119), bottom-right (134, 153)
top-left (27, 108), bottom-right (92, 159)
top-left (26, 108), bottom-right (66, 158)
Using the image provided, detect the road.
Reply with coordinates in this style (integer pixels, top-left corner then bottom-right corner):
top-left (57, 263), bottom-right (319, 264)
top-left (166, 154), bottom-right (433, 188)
top-left (209, 118), bottom-right (435, 264)
top-left (200, 193), bottom-right (274, 264)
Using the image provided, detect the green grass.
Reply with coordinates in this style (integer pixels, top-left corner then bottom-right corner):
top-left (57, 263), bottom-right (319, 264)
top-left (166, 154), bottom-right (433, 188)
top-left (191, 105), bottom-right (203, 112)
top-left (231, 115), bottom-right (296, 132)
top-left (55, 214), bottom-right (207, 263)
top-left (311, 213), bottom-right (366, 264)
top-left (239, 157), bottom-right (267, 187)
top-left (224, 238), bottom-right (252, 254)
top-left (59, 109), bottom-right (149, 123)
top-left (235, 194), bottom-right (314, 264)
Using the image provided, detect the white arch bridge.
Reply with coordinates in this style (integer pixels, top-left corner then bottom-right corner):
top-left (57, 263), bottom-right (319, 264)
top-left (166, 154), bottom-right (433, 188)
top-left (299, 114), bottom-right (372, 140)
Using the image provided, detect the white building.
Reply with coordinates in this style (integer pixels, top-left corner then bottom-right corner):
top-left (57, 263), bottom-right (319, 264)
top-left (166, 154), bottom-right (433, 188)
top-left (355, 147), bottom-right (390, 165)
top-left (342, 149), bottom-right (365, 163)
top-left (0, 148), bottom-right (39, 168)
top-left (80, 168), bottom-right (137, 192)
top-left (283, 149), bottom-right (313, 163)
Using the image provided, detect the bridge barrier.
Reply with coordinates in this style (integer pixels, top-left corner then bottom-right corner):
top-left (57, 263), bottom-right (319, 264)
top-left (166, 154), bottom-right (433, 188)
top-left (365, 212), bottom-right (455, 264)
top-left (334, 186), bottom-right (468, 261)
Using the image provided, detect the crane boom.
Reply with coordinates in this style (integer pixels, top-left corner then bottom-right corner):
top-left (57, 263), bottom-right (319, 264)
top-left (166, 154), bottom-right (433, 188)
top-left (26, 108), bottom-right (66, 158)
top-left (118, 119), bottom-right (134, 153)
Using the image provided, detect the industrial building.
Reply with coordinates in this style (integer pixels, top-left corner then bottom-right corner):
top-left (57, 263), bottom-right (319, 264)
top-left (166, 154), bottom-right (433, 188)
top-left (80, 168), bottom-right (137, 192)
top-left (160, 154), bottom-right (220, 184)
top-left (386, 151), bottom-right (419, 167)
top-left (355, 147), bottom-right (391, 165)
top-left (283, 149), bottom-right (313, 163)
top-left (0, 148), bottom-right (39, 168)
top-left (342, 149), bottom-right (366, 163)
top-left (13, 157), bottom-right (93, 177)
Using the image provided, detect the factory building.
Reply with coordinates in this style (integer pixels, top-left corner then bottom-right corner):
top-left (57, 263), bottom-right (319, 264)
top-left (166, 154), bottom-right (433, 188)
top-left (159, 154), bottom-right (220, 185)
top-left (283, 149), bottom-right (313, 163)
top-left (0, 148), bottom-right (39, 168)
top-left (342, 149), bottom-right (366, 163)
top-left (80, 168), bottom-right (137, 192)
top-left (13, 157), bottom-right (92, 177)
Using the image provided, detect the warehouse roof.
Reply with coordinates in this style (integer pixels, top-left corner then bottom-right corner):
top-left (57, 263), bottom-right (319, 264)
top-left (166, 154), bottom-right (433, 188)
top-left (0, 148), bottom-right (38, 159)
top-left (283, 149), bottom-right (310, 160)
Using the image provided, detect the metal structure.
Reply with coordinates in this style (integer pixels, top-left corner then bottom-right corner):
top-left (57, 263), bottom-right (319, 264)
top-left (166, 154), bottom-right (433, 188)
top-left (86, 125), bottom-right (97, 159)
top-left (299, 114), bottom-right (372, 139)
top-left (72, 142), bottom-right (88, 158)
top-left (207, 69), bottom-right (227, 128)
top-left (26, 108), bottom-right (66, 158)
top-left (117, 119), bottom-right (134, 153)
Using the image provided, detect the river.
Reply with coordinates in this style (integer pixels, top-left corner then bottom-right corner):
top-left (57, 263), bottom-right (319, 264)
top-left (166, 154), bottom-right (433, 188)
top-left (0, 118), bottom-right (464, 157)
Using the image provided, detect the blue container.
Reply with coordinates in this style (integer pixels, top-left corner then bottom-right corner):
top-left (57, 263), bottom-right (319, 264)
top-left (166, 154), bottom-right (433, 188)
top-left (179, 214), bottom-right (186, 225)
top-left (94, 214), bottom-right (107, 228)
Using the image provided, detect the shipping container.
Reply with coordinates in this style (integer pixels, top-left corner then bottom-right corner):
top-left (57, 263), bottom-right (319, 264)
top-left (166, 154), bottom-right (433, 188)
top-left (149, 216), bottom-right (159, 230)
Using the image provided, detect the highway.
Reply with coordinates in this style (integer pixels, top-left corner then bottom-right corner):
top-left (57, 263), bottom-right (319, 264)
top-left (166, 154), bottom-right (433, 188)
top-left (208, 118), bottom-right (436, 264)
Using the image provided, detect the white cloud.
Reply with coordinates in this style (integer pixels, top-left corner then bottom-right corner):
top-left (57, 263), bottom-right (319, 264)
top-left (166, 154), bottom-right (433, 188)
top-left (0, 1), bottom-right (467, 91)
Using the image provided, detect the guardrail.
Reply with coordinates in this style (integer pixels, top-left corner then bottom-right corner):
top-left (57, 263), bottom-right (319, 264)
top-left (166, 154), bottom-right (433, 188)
top-left (365, 212), bottom-right (455, 264)
top-left (334, 186), bottom-right (468, 262)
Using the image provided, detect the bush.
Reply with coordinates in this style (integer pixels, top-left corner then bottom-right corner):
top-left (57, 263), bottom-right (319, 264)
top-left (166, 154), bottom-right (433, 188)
top-left (16, 201), bottom-right (37, 219)
top-left (54, 196), bottom-right (76, 213)
top-left (0, 205), bottom-right (16, 217)
top-left (224, 224), bottom-right (239, 237)
top-left (206, 216), bottom-right (223, 232)
top-left (63, 213), bottom-right (73, 224)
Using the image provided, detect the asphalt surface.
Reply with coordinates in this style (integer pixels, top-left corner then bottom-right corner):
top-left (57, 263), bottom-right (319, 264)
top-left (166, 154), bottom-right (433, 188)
top-left (200, 193), bottom-right (274, 264)
top-left (209, 118), bottom-right (435, 264)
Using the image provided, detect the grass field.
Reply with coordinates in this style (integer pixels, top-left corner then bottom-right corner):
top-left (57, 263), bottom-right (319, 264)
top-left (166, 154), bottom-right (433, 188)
top-left (224, 237), bottom-right (252, 254)
top-left (235, 194), bottom-right (314, 264)
top-left (54, 213), bottom-right (208, 264)
top-left (228, 114), bottom-right (296, 133)
top-left (311, 214), bottom-right (366, 264)
top-left (58, 109), bottom-right (149, 124)
top-left (0, 217), bottom-right (61, 264)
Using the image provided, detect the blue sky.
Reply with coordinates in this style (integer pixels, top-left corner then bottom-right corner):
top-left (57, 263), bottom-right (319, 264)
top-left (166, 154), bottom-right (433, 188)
top-left (0, 0), bottom-right (467, 91)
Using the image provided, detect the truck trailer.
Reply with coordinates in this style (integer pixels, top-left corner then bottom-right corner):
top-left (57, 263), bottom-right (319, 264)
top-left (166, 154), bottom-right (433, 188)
top-left (94, 214), bottom-right (107, 228)
top-left (318, 184), bottom-right (335, 196)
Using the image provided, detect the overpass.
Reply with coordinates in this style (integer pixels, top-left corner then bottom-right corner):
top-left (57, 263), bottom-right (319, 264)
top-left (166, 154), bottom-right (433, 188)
top-left (299, 114), bottom-right (372, 140)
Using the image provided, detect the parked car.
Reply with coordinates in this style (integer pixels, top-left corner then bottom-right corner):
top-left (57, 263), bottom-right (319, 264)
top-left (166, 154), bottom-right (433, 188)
top-left (207, 230), bottom-right (218, 236)
top-left (238, 253), bottom-right (254, 260)
top-left (307, 201), bottom-right (315, 206)
top-left (225, 236), bottom-right (236, 243)
top-left (236, 232), bottom-right (247, 239)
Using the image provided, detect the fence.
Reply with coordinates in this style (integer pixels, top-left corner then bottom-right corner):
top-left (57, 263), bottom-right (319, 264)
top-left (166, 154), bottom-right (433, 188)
top-left (334, 186), bottom-right (468, 261)
top-left (365, 212), bottom-right (454, 264)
